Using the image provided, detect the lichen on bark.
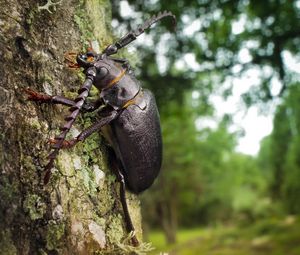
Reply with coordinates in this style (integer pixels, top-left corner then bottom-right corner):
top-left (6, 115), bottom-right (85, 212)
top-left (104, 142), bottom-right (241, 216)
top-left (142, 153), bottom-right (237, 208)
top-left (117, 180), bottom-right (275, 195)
top-left (0, 0), bottom-right (143, 254)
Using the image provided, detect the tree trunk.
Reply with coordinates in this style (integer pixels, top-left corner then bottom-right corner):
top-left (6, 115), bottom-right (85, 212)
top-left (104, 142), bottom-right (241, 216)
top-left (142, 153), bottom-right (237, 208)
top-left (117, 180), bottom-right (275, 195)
top-left (159, 201), bottom-right (177, 244)
top-left (157, 183), bottom-right (178, 244)
top-left (0, 0), bottom-right (143, 254)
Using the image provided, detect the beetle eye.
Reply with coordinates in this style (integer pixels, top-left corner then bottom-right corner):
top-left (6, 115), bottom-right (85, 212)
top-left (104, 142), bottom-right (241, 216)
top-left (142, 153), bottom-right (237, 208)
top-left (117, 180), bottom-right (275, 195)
top-left (97, 67), bottom-right (108, 79)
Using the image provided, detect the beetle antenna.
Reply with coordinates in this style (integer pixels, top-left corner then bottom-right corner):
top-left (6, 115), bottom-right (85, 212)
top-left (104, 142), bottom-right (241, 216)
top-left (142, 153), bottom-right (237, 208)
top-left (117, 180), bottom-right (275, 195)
top-left (104, 10), bottom-right (176, 56)
top-left (44, 67), bottom-right (96, 184)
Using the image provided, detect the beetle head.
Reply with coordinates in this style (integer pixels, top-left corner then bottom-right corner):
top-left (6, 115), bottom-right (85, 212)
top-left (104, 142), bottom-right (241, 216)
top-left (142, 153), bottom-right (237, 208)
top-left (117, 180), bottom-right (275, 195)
top-left (76, 51), bottom-right (97, 68)
top-left (75, 51), bottom-right (114, 89)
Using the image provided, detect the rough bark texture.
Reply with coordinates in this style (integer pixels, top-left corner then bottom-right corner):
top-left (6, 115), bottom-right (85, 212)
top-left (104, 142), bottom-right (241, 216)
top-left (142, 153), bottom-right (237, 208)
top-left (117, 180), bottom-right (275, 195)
top-left (0, 0), bottom-right (143, 254)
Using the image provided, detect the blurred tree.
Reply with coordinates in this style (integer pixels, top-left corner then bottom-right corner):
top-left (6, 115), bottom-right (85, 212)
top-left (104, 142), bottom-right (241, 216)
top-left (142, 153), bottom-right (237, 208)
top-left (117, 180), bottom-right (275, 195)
top-left (281, 84), bottom-right (300, 213)
top-left (268, 100), bottom-right (292, 199)
top-left (142, 94), bottom-right (203, 243)
top-left (110, 0), bottom-right (300, 244)
top-left (260, 83), bottom-right (300, 213)
top-left (112, 0), bottom-right (300, 107)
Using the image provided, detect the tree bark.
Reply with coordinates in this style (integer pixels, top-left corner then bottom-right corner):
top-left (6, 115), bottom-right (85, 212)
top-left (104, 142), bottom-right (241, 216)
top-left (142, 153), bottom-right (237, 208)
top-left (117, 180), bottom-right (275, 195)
top-left (0, 0), bottom-right (143, 254)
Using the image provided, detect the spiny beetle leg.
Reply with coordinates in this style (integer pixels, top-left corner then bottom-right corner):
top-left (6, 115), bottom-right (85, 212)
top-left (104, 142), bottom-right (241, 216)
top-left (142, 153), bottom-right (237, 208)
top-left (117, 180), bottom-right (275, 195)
top-left (48, 111), bottom-right (118, 149)
top-left (110, 156), bottom-right (139, 247)
top-left (43, 72), bottom-right (96, 184)
top-left (75, 111), bottom-right (118, 141)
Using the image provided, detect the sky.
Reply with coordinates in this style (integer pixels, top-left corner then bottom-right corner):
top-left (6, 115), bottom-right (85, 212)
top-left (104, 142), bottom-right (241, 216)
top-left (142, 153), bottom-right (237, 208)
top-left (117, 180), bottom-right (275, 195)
top-left (202, 81), bottom-right (274, 156)
top-left (176, 42), bottom-right (276, 157)
top-left (193, 83), bottom-right (275, 156)
top-left (231, 50), bottom-right (300, 155)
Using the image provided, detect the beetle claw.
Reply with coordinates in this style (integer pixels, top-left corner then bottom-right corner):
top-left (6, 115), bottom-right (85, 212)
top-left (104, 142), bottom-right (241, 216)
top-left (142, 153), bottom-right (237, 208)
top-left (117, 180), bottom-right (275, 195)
top-left (48, 138), bottom-right (76, 149)
top-left (24, 88), bottom-right (52, 102)
top-left (64, 52), bottom-right (80, 69)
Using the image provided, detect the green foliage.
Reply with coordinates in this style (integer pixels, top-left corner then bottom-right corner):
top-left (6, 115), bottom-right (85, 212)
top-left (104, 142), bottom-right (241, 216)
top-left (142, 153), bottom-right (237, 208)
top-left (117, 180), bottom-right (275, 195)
top-left (283, 136), bottom-right (300, 213)
top-left (112, 0), bottom-right (300, 107)
top-left (142, 91), bottom-right (269, 230)
top-left (257, 83), bottom-right (300, 214)
top-left (112, 0), bottom-right (300, 244)
top-left (281, 85), bottom-right (300, 213)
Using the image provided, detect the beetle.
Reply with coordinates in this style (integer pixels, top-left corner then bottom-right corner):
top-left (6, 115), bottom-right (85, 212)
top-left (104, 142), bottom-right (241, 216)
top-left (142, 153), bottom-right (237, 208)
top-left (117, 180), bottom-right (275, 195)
top-left (25, 11), bottom-right (176, 246)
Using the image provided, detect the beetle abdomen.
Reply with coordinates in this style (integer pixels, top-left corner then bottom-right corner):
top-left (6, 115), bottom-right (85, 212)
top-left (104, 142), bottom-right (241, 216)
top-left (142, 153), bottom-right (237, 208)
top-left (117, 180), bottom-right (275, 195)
top-left (111, 90), bottom-right (162, 194)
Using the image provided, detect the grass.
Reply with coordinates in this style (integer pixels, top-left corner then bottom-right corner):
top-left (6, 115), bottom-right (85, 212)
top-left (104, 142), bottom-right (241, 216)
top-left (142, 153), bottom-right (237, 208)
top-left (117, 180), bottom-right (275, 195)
top-left (147, 215), bottom-right (300, 255)
top-left (147, 228), bottom-right (210, 254)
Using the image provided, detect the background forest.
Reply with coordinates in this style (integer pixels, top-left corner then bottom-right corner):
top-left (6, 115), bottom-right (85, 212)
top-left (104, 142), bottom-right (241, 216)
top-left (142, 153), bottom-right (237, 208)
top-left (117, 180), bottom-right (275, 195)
top-left (111, 0), bottom-right (300, 254)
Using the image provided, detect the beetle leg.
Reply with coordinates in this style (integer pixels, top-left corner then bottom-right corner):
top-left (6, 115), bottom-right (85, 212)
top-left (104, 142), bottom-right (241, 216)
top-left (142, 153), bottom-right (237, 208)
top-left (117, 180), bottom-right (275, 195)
top-left (24, 88), bottom-right (75, 107)
top-left (76, 110), bottom-right (118, 140)
top-left (81, 98), bottom-right (103, 113)
top-left (49, 110), bottom-right (119, 149)
top-left (25, 88), bottom-right (52, 102)
top-left (25, 88), bottom-right (103, 112)
top-left (48, 138), bottom-right (76, 149)
top-left (111, 159), bottom-right (139, 247)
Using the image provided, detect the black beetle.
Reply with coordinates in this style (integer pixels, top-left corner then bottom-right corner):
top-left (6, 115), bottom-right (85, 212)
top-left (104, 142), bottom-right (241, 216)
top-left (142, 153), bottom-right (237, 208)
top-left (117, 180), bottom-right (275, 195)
top-left (25, 11), bottom-right (176, 246)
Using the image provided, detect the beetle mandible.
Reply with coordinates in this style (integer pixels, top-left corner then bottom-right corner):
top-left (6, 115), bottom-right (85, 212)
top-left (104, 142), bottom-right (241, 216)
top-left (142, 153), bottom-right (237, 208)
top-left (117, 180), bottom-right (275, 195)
top-left (25, 11), bottom-right (176, 246)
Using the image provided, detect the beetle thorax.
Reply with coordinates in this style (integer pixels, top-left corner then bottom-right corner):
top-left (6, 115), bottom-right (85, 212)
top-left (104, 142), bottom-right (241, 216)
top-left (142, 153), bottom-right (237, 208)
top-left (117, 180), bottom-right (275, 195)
top-left (93, 58), bottom-right (125, 90)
